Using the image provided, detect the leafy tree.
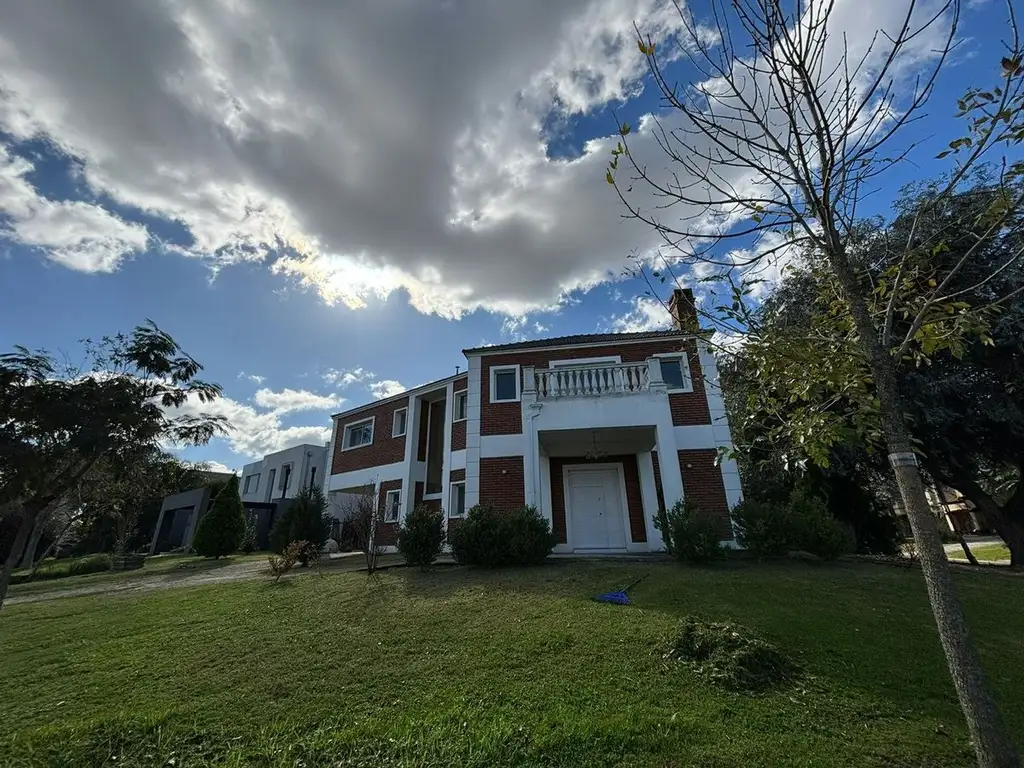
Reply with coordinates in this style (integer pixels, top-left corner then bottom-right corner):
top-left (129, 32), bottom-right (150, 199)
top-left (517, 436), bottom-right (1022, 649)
top-left (397, 504), bottom-right (445, 566)
top-left (611, 2), bottom-right (1024, 762)
top-left (0, 321), bottom-right (226, 606)
top-left (192, 475), bottom-right (246, 558)
top-left (269, 484), bottom-right (331, 564)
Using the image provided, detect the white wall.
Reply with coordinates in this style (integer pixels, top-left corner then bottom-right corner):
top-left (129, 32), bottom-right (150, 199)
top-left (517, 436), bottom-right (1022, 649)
top-left (239, 443), bottom-right (328, 503)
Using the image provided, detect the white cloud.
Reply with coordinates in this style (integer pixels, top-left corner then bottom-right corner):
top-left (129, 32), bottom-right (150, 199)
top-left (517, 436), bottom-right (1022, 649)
top-left (237, 371), bottom-right (265, 385)
top-left (0, 146), bottom-right (149, 271)
top-left (252, 387), bottom-right (342, 415)
top-left (608, 296), bottom-right (673, 332)
top-left (172, 391), bottom-right (331, 459)
top-left (199, 460), bottom-right (236, 475)
top-left (369, 380), bottom-right (407, 400)
top-left (322, 367), bottom-right (373, 388)
top-left (0, 0), bottom-right (953, 315)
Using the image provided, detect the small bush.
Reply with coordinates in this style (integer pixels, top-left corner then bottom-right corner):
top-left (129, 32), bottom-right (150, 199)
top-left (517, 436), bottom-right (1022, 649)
top-left (192, 475), bottom-right (246, 558)
top-left (449, 505), bottom-right (556, 567)
top-left (788, 490), bottom-right (853, 561)
top-left (655, 498), bottom-right (724, 564)
top-left (666, 616), bottom-right (799, 692)
top-left (731, 499), bottom-right (790, 560)
top-left (68, 553), bottom-right (112, 576)
top-left (268, 541), bottom-right (311, 582)
top-left (239, 513), bottom-right (258, 554)
top-left (397, 505), bottom-right (445, 566)
top-left (732, 492), bottom-right (852, 562)
top-left (270, 485), bottom-right (332, 564)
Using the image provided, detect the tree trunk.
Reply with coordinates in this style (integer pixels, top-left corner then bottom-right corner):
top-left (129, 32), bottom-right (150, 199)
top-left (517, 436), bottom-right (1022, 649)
top-left (957, 533), bottom-right (980, 566)
top-left (0, 510), bottom-right (36, 610)
top-left (30, 515), bottom-right (78, 578)
top-left (18, 511), bottom-right (48, 570)
top-left (832, 257), bottom-right (1020, 767)
top-left (990, 515), bottom-right (1024, 568)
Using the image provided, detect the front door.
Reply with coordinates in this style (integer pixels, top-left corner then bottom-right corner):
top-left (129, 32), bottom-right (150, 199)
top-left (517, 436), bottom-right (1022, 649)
top-left (567, 468), bottom-right (626, 550)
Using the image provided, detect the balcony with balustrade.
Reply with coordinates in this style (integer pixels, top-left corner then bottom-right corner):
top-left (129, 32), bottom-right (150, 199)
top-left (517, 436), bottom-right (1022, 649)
top-left (521, 357), bottom-right (671, 433)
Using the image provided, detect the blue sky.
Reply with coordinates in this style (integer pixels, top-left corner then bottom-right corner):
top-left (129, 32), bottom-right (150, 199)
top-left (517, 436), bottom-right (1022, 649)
top-left (0, 0), bottom-right (1013, 472)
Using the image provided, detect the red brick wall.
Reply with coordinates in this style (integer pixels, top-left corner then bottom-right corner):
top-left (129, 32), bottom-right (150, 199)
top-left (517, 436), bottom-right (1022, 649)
top-left (375, 479), bottom-right (402, 546)
top-left (478, 339), bottom-right (710, 435)
top-left (451, 419), bottom-right (466, 451)
top-left (478, 457), bottom-right (525, 510)
top-left (678, 449), bottom-right (732, 539)
top-left (331, 402), bottom-right (407, 475)
top-left (414, 481), bottom-right (424, 507)
top-left (450, 468), bottom-right (465, 482)
top-left (549, 456), bottom-right (646, 546)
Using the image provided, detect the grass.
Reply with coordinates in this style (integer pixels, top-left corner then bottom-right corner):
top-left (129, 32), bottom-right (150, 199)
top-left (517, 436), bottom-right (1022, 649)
top-left (1, 560), bottom-right (1022, 767)
top-left (968, 543), bottom-right (1012, 561)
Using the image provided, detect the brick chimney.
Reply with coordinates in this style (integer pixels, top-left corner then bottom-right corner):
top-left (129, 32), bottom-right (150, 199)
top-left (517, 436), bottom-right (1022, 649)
top-left (668, 288), bottom-right (698, 332)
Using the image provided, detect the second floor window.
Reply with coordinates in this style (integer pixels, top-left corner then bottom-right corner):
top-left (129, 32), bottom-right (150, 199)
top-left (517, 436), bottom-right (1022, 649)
top-left (659, 355), bottom-right (693, 392)
top-left (243, 473), bottom-right (260, 494)
top-left (491, 365), bottom-right (520, 403)
top-left (344, 418), bottom-right (374, 449)
top-left (454, 390), bottom-right (467, 421)
top-left (392, 407), bottom-right (408, 437)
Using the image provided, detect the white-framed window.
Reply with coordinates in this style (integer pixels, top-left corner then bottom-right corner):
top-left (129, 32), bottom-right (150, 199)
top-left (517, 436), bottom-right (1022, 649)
top-left (392, 407), bottom-right (408, 437)
top-left (449, 481), bottom-right (467, 518)
top-left (384, 489), bottom-right (402, 522)
top-left (453, 390), bottom-right (468, 421)
top-left (343, 417), bottom-right (375, 450)
top-left (243, 473), bottom-right (260, 494)
top-left (657, 354), bottom-right (693, 393)
top-left (490, 364), bottom-right (520, 403)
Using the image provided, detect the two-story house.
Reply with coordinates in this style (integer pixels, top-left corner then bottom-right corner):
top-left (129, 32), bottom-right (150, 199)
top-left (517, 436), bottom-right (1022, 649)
top-left (324, 289), bottom-right (743, 554)
top-left (239, 443), bottom-right (329, 505)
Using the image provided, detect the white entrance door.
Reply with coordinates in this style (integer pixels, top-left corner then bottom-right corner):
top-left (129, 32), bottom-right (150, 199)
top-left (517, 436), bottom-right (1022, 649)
top-left (567, 468), bottom-right (626, 550)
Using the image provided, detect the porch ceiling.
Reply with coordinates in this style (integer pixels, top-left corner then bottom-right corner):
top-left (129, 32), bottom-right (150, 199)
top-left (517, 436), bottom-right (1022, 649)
top-left (539, 426), bottom-right (656, 457)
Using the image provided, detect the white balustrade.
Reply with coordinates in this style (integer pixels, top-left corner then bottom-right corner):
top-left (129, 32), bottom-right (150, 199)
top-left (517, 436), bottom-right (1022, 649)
top-left (534, 361), bottom-right (651, 400)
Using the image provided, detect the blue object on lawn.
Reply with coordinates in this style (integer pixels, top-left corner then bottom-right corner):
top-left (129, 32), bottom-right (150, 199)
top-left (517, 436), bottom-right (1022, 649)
top-left (593, 574), bottom-right (648, 606)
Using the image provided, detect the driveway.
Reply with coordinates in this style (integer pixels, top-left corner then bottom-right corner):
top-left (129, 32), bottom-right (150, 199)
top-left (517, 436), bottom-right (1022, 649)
top-left (6, 551), bottom-right (368, 606)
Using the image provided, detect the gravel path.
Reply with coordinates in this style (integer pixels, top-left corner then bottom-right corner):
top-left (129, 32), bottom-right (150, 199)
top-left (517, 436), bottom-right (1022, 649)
top-left (6, 552), bottom-right (367, 606)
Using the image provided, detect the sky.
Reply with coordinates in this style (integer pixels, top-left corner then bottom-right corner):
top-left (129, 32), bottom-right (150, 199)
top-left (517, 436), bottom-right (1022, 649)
top-left (0, 0), bottom-right (1012, 473)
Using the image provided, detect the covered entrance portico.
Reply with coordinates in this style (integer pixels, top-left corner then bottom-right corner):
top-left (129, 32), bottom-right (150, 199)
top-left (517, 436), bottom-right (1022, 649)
top-left (536, 426), bottom-right (678, 554)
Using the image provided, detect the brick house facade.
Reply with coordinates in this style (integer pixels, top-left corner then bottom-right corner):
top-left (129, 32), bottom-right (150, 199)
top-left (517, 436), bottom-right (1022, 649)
top-left (323, 289), bottom-right (743, 553)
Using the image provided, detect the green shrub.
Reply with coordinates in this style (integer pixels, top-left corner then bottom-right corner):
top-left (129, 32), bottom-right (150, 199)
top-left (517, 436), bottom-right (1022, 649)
top-left (239, 513), bottom-right (258, 554)
top-left (270, 485), bottom-right (332, 564)
top-left (788, 490), bottom-right (852, 561)
top-left (449, 504), bottom-right (556, 567)
top-left (397, 505), bottom-right (445, 566)
top-left (68, 553), bottom-right (112, 576)
top-left (731, 498), bottom-right (790, 560)
top-left (733, 492), bottom-right (852, 562)
top-left (666, 616), bottom-right (799, 692)
top-left (655, 498), bottom-right (724, 564)
top-left (192, 476), bottom-right (246, 559)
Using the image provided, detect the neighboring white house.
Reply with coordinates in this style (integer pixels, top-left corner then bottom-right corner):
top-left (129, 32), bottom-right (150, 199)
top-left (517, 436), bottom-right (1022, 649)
top-left (239, 443), bottom-right (329, 504)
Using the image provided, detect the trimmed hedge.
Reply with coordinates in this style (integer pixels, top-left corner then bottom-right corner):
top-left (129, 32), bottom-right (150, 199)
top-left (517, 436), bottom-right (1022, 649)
top-left (448, 504), bottom-right (556, 567)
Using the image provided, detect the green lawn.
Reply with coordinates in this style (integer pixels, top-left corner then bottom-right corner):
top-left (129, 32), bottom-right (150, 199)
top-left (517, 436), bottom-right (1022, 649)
top-left (1, 560), bottom-right (1022, 767)
top-left (968, 543), bottom-right (1012, 562)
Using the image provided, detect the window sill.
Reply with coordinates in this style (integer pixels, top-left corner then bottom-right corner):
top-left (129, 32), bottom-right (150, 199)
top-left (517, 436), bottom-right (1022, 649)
top-left (341, 442), bottom-right (373, 452)
top-left (490, 398), bottom-right (520, 404)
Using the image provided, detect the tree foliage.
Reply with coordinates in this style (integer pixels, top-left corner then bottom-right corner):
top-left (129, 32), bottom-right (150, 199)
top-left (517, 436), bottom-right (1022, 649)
top-left (0, 321), bottom-right (227, 606)
top-left (192, 475), bottom-right (246, 559)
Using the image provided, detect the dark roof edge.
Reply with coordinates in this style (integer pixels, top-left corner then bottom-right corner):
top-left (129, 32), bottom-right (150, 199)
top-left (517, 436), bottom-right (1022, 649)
top-left (462, 329), bottom-right (706, 356)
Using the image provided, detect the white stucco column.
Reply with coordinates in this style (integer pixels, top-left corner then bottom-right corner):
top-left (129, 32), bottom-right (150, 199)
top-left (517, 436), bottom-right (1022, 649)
top-left (440, 380), bottom-right (455, 523)
top-left (655, 418), bottom-right (684, 511)
top-left (521, 366), bottom-right (543, 509)
top-left (401, 392), bottom-right (420, 521)
top-left (465, 356), bottom-right (483, 507)
top-left (637, 450), bottom-right (665, 551)
top-left (538, 451), bottom-right (553, 526)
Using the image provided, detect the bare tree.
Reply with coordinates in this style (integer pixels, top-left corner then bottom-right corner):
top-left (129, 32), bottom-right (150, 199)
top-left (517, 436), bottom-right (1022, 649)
top-left (338, 484), bottom-right (386, 574)
top-left (609, 1), bottom-right (1023, 764)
